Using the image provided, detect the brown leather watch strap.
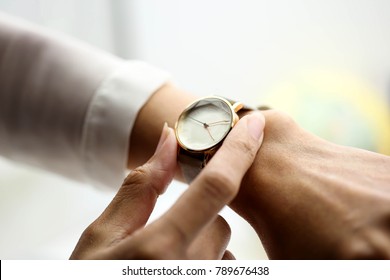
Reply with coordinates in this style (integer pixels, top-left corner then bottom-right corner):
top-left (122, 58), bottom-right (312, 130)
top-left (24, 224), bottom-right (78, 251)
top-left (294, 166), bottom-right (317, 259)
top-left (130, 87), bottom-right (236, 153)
top-left (178, 151), bottom-right (205, 183)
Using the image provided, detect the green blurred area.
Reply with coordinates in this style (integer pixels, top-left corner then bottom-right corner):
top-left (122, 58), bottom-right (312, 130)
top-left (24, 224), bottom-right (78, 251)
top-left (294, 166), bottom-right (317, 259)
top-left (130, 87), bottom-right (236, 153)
top-left (262, 70), bottom-right (390, 155)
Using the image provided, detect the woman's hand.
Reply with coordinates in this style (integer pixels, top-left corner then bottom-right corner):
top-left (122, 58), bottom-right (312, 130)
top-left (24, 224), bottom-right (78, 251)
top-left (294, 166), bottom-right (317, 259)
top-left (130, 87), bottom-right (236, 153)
top-left (70, 112), bottom-right (265, 259)
top-left (232, 110), bottom-right (390, 259)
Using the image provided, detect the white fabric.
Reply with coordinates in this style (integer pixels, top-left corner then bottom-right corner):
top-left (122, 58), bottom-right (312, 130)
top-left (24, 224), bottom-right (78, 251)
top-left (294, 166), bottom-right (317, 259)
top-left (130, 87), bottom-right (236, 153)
top-left (0, 13), bottom-right (170, 189)
top-left (82, 62), bottom-right (170, 189)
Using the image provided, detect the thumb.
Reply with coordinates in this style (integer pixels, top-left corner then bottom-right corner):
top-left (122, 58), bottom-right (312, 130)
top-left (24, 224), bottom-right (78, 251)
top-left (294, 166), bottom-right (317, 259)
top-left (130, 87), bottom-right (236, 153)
top-left (97, 123), bottom-right (177, 235)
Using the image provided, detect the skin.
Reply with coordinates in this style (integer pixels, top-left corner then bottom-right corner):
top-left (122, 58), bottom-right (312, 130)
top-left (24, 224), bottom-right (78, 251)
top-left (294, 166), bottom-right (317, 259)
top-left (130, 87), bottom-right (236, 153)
top-left (70, 113), bottom-right (265, 259)
top-left (232, 110), bottom-right (390, 259)
top-left (126, 84), bottom-right (390, 259)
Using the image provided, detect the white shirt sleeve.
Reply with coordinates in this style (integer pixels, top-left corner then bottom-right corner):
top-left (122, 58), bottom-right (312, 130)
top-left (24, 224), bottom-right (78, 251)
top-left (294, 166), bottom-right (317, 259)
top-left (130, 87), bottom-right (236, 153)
top-left (81, 61), bottom-right (170, 189)
top-left (0, 13), bottom-right (171, 190)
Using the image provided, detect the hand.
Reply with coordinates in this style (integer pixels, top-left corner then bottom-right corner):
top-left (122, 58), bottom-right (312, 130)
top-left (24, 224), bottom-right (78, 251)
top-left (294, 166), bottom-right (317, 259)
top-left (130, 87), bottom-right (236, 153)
top-left (231, 110), bottom-right (390, 259)
top-left (70, 113), bottom-right (265, 259)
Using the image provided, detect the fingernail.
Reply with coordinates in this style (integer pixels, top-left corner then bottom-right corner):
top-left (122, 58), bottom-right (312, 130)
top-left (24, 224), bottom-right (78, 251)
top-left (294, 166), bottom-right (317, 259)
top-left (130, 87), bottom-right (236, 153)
top-left (247, 112), bottom-right (265, 141)
top-left (155, 122), bottom-right (170, 155)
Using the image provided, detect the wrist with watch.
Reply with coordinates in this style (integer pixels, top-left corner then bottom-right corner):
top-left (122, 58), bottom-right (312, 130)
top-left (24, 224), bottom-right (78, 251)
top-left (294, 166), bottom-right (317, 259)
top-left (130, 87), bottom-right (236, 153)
top-left (174, 96), bottom-right (261, 183)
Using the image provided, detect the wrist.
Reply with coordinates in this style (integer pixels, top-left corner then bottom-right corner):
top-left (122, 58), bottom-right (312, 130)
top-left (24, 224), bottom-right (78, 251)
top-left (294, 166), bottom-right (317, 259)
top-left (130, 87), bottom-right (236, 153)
top-left (229, 111), bottom-right (316, 240)
top-left (128, 83), bottom-right (197, 169)
top-left (229, 110), bottom-right (341, 258)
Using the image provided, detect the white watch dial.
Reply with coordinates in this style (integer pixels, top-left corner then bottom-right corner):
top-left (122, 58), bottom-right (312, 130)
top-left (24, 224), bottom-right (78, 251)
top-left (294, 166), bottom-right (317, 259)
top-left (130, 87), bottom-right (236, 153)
top-left (176, 97), bottom-right (233, 151)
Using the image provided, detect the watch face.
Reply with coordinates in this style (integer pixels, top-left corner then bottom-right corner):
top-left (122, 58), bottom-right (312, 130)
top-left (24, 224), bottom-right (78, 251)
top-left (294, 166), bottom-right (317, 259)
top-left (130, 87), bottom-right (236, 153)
top-left (176, 97), bottom-right (234, 151)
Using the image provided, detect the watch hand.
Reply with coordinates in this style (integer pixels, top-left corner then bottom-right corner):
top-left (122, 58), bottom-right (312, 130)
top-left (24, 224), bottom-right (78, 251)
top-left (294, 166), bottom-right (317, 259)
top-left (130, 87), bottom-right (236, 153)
top-left (205, 126), bottom-right (215, 141)
top-left (208, 120), bottom-right (230, 126)
top-left (188, 117), bottom-right (214, 132)
top-left (188, 116), bottom-right (207, 126)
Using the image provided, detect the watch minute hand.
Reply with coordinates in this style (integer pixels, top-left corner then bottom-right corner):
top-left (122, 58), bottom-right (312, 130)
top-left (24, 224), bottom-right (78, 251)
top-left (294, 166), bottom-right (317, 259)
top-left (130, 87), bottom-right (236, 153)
top-left (208, 120), bottom-right (230, 126)
top-left (188, 116), bottom-right (216, 140)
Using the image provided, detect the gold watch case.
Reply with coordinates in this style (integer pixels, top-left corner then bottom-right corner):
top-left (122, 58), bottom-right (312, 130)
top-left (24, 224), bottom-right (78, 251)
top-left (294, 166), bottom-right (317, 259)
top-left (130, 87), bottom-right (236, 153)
top-left (175, 96), bottom-right (243, 154)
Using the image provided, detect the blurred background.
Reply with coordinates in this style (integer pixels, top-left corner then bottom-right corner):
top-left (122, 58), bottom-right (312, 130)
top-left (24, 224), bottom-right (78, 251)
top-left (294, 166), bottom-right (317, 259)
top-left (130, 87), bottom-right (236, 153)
top-left (0, 0), bottom-right (389, 259)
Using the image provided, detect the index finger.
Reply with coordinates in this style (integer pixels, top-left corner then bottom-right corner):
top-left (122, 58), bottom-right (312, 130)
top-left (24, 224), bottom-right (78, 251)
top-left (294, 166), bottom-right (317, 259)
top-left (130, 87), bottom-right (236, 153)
top-left (158, 112), bottom-right (265, 246)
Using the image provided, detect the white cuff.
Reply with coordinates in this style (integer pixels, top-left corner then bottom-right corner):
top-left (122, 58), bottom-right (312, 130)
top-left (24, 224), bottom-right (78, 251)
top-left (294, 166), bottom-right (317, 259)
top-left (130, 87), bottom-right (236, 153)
top-left (81, 61), bottom-right (171, 190)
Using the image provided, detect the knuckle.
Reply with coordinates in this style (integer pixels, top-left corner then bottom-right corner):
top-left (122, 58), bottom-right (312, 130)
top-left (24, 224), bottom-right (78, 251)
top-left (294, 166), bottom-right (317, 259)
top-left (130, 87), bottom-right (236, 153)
top-left (123, 166), bottom-right (150, 186)
top-left (79, 222), bottom-right (103, 245)
top-left (121, 163), bottom-right (166, 197)
top-left (119, 165), bottom-right (156, 198)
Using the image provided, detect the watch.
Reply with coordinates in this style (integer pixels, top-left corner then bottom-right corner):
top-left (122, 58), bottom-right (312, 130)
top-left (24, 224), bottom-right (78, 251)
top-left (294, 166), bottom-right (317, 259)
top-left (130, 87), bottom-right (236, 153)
top-left (174, 96), bottom-right (254, 183)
